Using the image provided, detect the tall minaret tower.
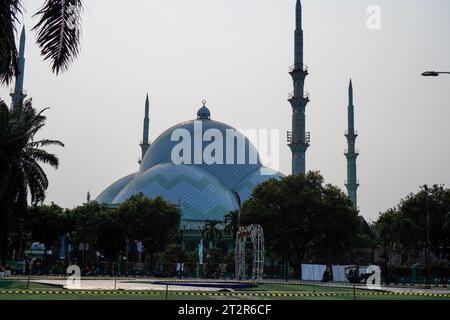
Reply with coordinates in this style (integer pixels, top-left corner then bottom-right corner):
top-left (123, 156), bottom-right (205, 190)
top-left (345, 79), bottom-right (359, 209)
top-left (288, 0), bottom-right (310, 175)
top-left (10, 26), bottom-right (27, 110)
top-left (139, 94), bottom-right (150, 164)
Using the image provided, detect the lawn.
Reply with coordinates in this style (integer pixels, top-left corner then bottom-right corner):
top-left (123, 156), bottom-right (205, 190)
top-left (0, 280), bottom-right (448, 300)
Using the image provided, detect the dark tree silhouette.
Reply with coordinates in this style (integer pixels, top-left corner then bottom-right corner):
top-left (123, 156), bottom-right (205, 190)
top-left (0, 99), bottom-right (64, 263)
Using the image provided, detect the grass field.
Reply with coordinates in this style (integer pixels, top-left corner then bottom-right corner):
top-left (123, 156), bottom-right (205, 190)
top-left (0, 279), bottom-right (449, 300)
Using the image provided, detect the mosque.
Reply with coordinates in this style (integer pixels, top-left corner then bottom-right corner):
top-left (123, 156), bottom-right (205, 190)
top-left (95, 0), bottom-right (360, 237)
top-left (95, 99), bottom-right (285, 231)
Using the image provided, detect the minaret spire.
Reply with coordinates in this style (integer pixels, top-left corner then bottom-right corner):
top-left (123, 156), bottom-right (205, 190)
top-left (349, 79), bottom-right (353, 106)
top-left (345, 79), bottom-right (359, 209)
top-left (139, 94), bottom-right (150, 165)
top-left (11, 25), bottom-right (27, 109)
top-left (294, 0), bottom-right (303, 66)
top-left (296, 0), bottom-right (302, 31)
top-left (288, 0), bottom-right (310, 175)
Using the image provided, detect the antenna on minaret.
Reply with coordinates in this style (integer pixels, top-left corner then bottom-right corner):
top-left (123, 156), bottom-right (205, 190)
top-left (288, 0), bottom-right (310, 175)
top-left (345, 78), bottom-right (359, 209)
top-left (10, 25), bottom-right (27, 110)
top-left (139, 94), bottom-right (150, 165)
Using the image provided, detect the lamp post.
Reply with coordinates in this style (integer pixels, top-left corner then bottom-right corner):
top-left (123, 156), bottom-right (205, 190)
top-left (424, 185), bottom-right (431, 289)
top-left (284, 242), bottom-right (288, 283)
top-left (383, 230), bottom-right (389, 285)
top-left (421, 71), bottom-right (450, 77)
top-left (179, 228), bottom-right (184, 280)
top-left (178, 197), bottom-right (184, 280)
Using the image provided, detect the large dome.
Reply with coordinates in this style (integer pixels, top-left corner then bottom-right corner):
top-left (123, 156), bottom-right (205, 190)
top-left (139, 118), bottom-right (262, 190)
top-left (96, 104), bottom-right (284, 226)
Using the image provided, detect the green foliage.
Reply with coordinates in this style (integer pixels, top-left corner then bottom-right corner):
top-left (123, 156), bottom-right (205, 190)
top-left (373, 184), bottom-right (450, 261)
top-left (224, 210), bottom-right (239, 242)
top-left (202, 220), bottom-right (223, 265)
top-left (28, 203), bottom-right (69, 249)
top-left (155, 243), bottom-right (186, 268)
top-left (116, 193), bottom-right (181, 261)
top-left (202, 220), bottom-right (223, 247)
top-left (22, 195), bottom-right (182, 265)
top-left (240, 172), bottom-right (362, 271)
top-left (69, 202), bottom-right (124, 259)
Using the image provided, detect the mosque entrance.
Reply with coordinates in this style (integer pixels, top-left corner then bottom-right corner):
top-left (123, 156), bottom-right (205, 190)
top-left (235, 224), bottom-right (265, 281)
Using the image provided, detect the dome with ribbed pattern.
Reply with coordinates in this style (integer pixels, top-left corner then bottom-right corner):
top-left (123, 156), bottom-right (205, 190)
top-left (96, 109), bottom-right (284, 226)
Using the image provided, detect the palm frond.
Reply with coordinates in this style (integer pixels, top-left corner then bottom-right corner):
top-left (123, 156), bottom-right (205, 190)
top-left (33, 0), bottom-right (83, 74)
top-left (30, 139), bottom-right (65, 148)
top-left (0, 100), bottom-right (10, 128)
top-left (25, 148), bottom-right (60, 169)
top-left (0, 0), bottom-right (23, 85)
top-left (21, 157), bottom-right (48, 204)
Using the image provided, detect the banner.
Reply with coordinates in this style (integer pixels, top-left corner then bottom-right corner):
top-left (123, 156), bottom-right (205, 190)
top-left (198, 239), bottom-right (203, 265)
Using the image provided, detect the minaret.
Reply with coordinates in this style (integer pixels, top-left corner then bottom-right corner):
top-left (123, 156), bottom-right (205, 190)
top-left (139, 94), bottom-right (150, 164)
top-left (345, 79), bottom-right (359, 209)
top-left (10, 26), bottom-right (27, 109)
top-left (287, 0), bottom-right (310, 175)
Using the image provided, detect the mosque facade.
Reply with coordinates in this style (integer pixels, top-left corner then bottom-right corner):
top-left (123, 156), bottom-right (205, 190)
top-left (95, 101), bottom-right (284, 231)
top-left (95, 0), bottom-right (360, 244)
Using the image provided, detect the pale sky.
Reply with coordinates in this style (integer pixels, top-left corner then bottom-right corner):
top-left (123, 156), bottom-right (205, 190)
top-left (1, 0), bottom-right (449, 222)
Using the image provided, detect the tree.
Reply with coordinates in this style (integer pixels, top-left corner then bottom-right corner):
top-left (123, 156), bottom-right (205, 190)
top-left (116, 194), bottom-right (181, 269)
top-left (95, 209), bottom-right (126, 260)
top-left (28, 203), bottom-right (69, 259)
top-left (373, 184), bottom-right (450, 265)
top-left (202, 220), bottom-right (223, 268)
top-left (69, 202), bottom-right (124, 262)
top-left (224, 210), bottom-right (239, 243)
top-left (240, 172), bottom-right (361, 276)
top-left (203, 220), bottom-right (223, 251)
top-left (0, 99), bottom-right (63, 264)
top-left (0, 0), bottom-right (83, 84)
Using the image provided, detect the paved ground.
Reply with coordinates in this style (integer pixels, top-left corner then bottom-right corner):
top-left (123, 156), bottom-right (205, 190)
top-left (1, 278), bottom-right (449, 300)
top-left (32, 279), bottom-right (221, 291)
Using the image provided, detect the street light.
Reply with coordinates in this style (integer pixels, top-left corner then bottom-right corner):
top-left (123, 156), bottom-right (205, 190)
top-left (424, 185), bottom-right (431, 289)
top-left (421, 71), bottom-right (450, 77)
top-left (178, 197), bottom-right (184, 280)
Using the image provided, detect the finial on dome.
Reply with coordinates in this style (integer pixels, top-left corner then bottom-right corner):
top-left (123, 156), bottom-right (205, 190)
top-left (197, 100), bottom-right (211, 120)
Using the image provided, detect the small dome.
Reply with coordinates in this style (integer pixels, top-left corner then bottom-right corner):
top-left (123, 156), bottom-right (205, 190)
top-left (96, 173), bottom-right (137, 204)
top-left (197, 100), bottom-right (211, 119)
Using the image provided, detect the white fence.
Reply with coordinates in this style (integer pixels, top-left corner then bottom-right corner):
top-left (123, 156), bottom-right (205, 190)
top-left (301, 264), bottom-right (368, 282)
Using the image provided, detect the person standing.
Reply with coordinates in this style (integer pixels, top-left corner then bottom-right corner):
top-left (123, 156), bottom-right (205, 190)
top-left (23, 256), bottom-right (30, 275)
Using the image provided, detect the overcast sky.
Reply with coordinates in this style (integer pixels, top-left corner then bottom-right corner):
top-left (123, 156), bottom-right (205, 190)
top-left (1, 0), bottom-right (449, 222)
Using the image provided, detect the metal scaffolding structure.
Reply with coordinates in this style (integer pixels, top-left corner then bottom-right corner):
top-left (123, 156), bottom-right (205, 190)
top-left (235, 224), bottom-right (265, 281)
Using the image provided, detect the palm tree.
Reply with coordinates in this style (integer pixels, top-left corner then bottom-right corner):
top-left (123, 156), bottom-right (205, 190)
top-left (0, 0), bottom-right (83, 85)
top-left (202, 220), bottom-right (223, 259)
top-left (224, 210), bottom-right (240, 243)
top-left (0, 98), bottom-right (64, 263)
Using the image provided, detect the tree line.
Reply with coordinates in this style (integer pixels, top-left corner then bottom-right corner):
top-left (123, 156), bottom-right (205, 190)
top-left (8, 194), bottom-right (181, 268)
top-left (372, 185), bottom-right (450, 272)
